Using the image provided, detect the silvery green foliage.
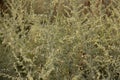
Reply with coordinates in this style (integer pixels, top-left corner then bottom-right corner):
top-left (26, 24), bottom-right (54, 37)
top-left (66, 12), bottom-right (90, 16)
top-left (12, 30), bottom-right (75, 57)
top-left (0, 0), bottom-right (120, 80)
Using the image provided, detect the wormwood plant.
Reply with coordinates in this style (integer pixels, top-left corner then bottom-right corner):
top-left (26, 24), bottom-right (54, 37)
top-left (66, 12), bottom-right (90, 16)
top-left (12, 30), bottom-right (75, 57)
top-left (0, 0), bottom-right (120, 80)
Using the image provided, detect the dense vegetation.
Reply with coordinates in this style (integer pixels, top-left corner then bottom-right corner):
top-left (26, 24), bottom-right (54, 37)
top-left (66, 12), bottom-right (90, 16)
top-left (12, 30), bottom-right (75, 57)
top-left (0, 0), bottom-right (120, 80)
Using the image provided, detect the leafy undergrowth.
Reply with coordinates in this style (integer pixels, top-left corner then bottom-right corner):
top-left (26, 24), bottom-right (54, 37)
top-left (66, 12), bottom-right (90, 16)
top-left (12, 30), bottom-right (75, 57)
top-left (0, 0), bottom-right (120, 80)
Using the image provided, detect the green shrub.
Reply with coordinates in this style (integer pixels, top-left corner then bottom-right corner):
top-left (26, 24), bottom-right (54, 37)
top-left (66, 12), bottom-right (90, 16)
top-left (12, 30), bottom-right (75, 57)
top-left (0, 0), bottom-right (120, 80)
